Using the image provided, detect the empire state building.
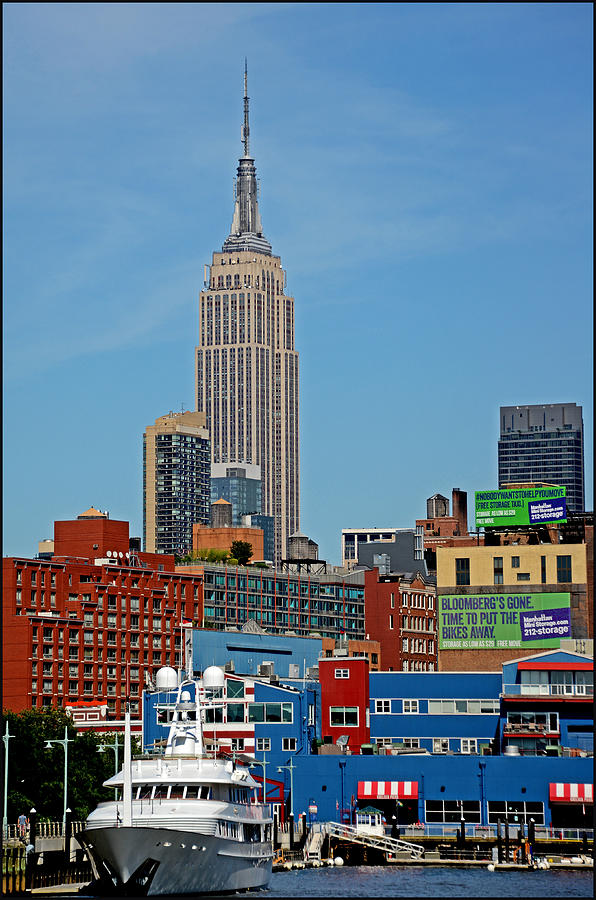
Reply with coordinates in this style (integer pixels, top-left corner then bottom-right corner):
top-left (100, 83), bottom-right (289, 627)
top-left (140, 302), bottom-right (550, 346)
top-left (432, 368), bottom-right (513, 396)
top-left (195, 68), bottom-right (299, 561)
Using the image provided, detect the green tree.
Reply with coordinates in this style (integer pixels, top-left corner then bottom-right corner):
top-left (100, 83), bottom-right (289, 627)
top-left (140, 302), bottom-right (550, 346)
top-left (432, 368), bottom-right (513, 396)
top-left (205, 548), bottom-right (230, 563)
top-left (230, 541), bottom-right (253, 566)
top-left (1, 708), bottom-right (137, 823)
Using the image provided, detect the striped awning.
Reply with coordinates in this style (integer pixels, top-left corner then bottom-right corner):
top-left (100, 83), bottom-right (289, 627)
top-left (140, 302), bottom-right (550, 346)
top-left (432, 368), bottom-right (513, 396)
top-left (358, 780), bottom-right (418, 800)
top-left (549, 783), bottom-right (593, 803)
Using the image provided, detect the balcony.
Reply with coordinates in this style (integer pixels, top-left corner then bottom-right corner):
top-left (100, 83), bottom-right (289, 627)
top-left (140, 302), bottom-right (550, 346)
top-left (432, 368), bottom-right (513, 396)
top-left (502, 683), bottom-right (593, 698)
top-left (503, 722), bottom-right (559, 735)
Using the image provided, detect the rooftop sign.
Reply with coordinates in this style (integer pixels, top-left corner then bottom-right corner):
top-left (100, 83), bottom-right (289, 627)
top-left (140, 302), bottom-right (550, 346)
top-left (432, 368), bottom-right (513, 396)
top-left (475, 486), bottom-right (566, 528)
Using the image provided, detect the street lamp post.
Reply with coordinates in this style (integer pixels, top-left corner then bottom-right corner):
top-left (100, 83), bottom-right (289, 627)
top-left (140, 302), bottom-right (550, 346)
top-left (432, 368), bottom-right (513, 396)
top-left (249, 753), bottom-right (269, 806)
top-left (277, 759), bottom-right (296, 851)
top-left (44, 727), bottom-right (74, 830)
top-left (339, 761), bottom-right (346, 823)
top-left (277, 759), bottom-right (296, 819)
top-left (3, 721), bottom-right (15, 838)
top-left (98, 736), bottom-right (122, 799)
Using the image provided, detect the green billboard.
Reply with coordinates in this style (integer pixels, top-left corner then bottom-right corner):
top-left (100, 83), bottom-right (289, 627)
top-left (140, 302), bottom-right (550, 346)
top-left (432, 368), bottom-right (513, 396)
top-left (475, 486), bottom-right (567, 528)
top-left (438, 592), bottom-right (571, 650)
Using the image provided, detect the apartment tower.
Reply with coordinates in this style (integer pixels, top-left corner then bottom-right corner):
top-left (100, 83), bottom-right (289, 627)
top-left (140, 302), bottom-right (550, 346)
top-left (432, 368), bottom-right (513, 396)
top-left (195, 67), bottom-right (299, 560)
top-left (498, 403), bottom-right (585, 513)
top-left (143, 411), bottom-right (211, 554)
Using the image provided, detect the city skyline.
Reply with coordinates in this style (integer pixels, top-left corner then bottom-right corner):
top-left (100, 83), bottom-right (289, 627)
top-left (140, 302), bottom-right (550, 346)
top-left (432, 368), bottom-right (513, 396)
top-left (3, 3), bottom-right (593, 564)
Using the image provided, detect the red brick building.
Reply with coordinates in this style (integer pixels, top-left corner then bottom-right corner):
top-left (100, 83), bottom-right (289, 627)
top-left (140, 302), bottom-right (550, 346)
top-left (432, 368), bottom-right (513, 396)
top-left (2, 509), bottom-right (205, 721)
top-left (364, 569), bottom-right (437, 672)
top-left (318, 656), bottom-right (370, 753)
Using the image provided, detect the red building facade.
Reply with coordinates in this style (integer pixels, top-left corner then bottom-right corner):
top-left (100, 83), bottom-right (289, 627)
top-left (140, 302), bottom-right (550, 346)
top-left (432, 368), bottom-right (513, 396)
top-left (364, 569), bottom-right (437, 672)
top-left (318, 656), bottom-right (370, 753)
top-left (2, 511), bottom-right (204, 721)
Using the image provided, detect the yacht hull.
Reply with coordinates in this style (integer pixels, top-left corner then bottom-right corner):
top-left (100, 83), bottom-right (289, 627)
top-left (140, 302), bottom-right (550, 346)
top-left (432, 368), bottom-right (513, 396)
top-left (79, 825), bottom-right (272, 896)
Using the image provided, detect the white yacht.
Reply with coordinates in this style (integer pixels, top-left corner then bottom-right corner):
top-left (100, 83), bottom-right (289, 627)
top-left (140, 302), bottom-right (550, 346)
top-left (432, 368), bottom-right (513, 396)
top-left (78, 666), bottom-right (273, 895)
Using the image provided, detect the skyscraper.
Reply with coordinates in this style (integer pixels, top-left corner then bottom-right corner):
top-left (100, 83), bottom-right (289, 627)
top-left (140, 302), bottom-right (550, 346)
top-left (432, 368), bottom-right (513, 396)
top-left (195, 67), bottom-right (299, 560)
top-left (143, 411), bottom-right (211, 554)
top-left (211, 462), bottom-right (262, 525)
top-left (498, 403), bottom-right (585, 513)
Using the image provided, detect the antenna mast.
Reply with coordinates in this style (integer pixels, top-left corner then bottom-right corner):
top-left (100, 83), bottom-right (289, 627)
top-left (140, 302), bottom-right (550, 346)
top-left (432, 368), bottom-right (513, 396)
top-left (243, 58), bottom-right (250, 157)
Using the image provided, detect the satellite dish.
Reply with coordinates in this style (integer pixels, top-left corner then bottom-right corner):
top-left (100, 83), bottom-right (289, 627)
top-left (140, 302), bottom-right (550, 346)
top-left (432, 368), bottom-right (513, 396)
top-left (155, 667), bottom-right (178, 690)
top-left (203, 666), bottom-right (225, 690)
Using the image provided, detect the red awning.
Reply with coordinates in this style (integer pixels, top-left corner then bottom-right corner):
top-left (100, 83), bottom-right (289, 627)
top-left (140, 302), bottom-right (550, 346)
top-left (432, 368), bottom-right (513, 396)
top-left (517, 662), bottom-right (593, 671)
top-left (358, 780), bottom-right (418, 800)
top-left (549, 783), bottom-right (593, 803)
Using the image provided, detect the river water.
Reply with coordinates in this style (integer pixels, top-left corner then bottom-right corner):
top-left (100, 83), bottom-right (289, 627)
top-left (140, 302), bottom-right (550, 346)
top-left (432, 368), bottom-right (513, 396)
top-left (263, 865), bottom-right (593, 898)
top-left (67, 865), bottom-right (594, 899)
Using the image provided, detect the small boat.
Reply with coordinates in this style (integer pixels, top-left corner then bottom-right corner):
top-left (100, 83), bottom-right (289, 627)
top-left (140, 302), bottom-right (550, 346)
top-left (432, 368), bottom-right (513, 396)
top-left (78, 666), bottom-right (273, 895)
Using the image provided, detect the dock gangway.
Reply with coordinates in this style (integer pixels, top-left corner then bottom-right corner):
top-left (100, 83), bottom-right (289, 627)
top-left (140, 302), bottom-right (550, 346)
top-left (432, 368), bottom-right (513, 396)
top-left (322, 821), bottom-right (425, 859)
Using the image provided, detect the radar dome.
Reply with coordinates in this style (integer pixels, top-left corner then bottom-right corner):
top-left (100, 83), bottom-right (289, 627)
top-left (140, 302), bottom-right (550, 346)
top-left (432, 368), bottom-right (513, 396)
top-left (155, 666), bottom-right (178, 690)
top-left (202, 666), bottom-right (225, 690)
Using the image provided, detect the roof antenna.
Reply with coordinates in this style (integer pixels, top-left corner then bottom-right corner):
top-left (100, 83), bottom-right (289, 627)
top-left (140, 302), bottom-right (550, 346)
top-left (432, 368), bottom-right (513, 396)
top-left (242, 58), bottom-right (250, 158)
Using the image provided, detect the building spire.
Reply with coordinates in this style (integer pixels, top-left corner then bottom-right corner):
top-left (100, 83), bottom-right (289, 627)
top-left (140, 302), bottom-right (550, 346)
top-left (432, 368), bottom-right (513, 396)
top-left (222, 61), bottom-right (272, 256)
top-left (243, 58), bottom-right (250, 158)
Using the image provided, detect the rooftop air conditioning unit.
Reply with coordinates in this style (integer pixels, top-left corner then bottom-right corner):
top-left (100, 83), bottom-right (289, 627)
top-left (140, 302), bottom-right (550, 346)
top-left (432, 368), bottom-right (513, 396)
top-left (224, 660), bottom-right (235, 673)
top-left (269, 674), bottom-right (279, 684)
top-left (288, 664), bottom-right (300, 678)
top-left (258, 662), bottom-right (274, 677)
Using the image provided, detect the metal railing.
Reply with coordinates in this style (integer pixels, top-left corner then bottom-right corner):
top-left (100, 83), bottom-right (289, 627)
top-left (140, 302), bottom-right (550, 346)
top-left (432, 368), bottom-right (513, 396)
top-left (502, 684), bottom-right (593, 697)
top-left (2, 822), bottom-right (85, 841)
top-left (324, 821), bottom-right (424, 858)
top-left (397, 823), bottom-right (594, 841)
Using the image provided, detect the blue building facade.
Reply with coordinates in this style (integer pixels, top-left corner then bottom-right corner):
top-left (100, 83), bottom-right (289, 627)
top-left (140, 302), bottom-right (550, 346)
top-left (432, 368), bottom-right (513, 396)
top-left (369, 671), bottom-right (502, 755)
top-left (288, 753), bottom-right (593, 830)
top-left (191, 629), bottom-right (323, 679)
top-left (141, 647), bottom-right (592, 827)
top-left (500, 650), bottom-right (593, 755)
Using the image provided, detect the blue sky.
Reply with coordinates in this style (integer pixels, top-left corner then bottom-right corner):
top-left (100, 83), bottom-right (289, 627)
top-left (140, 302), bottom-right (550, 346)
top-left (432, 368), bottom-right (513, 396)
top-left (3, 3), bottom-right (593, 564)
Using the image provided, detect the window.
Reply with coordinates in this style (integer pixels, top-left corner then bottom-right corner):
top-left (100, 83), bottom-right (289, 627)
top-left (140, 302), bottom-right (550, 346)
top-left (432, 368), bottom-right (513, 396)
top-left (487, 800), bottom-right (544, 825)
top-left (374, 699), bottom-right (391, 714)
top-left (227, 680), bottom-right (245, 698)
top-left (230, 738), bottom-right (245, 752)
top-left (460, 738), bottom-right (478, 754)
top-left (433, 738), bottom-right (450, 753)
top-left (556, 555), bottom-right (572, 583)
top-left (402, 738), bottom-right (420, 749)
top-left (493, 557), bottom-right (503, 585)
top-left (330, 707), bottom-right (358, 727)
top-left (402, 637), bottom-right (408, 652)
top-left (389, 615), bottom-right (394, 629)
top-left (282, 738), bottom-right (296, 752)
top-left (248, 702), bottom-right (293, 723)
top-left (511, 557), bottom-right (520, 568)
top-left (455, 559), bottom-right (470, 586)
top-left (516, 573), bottom-right (531, 581)
top-left (541, 556), bottom-right (547, 584)
top-left (334, 668), bottom-right (350, 679)
top-left (426, 800), bottom-right (481, 823)
top-left (226, 703), bottom-right (245, 724)
top-left (403, 700), bottom-right (419, 714)
top-left (256, 738), bottom-right (270, 752)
